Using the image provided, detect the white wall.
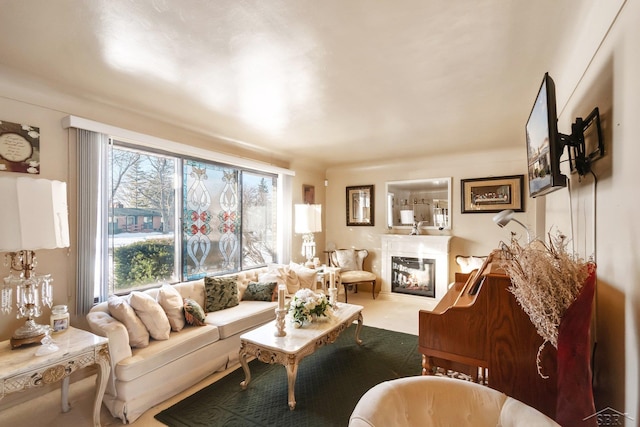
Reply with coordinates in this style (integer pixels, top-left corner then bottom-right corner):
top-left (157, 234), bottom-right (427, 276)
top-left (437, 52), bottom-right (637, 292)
top-left (289, 158), bottom-right (327, 266)
top-left (545, 0), bottom-right (638, 421)
top-left (0, 95), bottom-right (74, 341)
top-left (325, 147), bottom-right (533, 284)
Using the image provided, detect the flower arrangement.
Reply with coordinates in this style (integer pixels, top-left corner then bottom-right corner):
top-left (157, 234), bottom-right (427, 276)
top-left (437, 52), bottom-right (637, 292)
top-left (288, 288), bottom-right (332, 327)
top-left (499, 230), bottom-right (591, 377)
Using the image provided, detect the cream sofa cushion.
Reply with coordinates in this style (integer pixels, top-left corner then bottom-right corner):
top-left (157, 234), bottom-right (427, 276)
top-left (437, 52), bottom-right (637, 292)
top-left (114, 324), bottom-right (220, 383)
top-left (289, 262), bottom-right (317, 290)
top-left (157, 284), bottom-right (186, 332)
top-left (129, 291), bottom-right (171, 340)
top-left (259, 264), bottom-right (299, 295)
top-left (108, 295), bottom-right (150, 348)
top-left (205, 300), bottom-right (277, 339)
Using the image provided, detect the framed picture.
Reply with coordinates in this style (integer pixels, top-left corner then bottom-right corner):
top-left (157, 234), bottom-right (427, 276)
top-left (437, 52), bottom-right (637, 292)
top-left (0, 120), bottom-right (40, 174)
top-left (461, 175), bottom-right (524, 213)
top-left (346, 185), bottom-right (374, 226)
top-left (303, 184), bottom-right (315, 204)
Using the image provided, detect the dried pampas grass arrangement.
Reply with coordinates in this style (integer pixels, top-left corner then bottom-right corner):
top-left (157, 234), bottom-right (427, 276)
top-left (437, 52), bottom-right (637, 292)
top-left (499, 231), bottom-right (590, 377)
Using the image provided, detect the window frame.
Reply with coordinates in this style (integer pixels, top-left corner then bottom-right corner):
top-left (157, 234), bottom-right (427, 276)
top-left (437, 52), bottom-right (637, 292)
top-left (105, 140), bottom-right (282, 297)
top-left (67, 116), bottom-right (294, 311)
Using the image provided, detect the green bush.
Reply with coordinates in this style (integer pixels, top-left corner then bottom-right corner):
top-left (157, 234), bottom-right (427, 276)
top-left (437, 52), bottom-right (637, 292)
top-left (114, 239), bottom-right (174, 290)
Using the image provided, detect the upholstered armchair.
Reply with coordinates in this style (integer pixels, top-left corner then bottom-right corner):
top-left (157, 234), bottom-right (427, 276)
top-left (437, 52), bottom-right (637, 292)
top-left (329, 249), bottom-right (377, 303)
top-left (349, 376), bottom-right (560, 427)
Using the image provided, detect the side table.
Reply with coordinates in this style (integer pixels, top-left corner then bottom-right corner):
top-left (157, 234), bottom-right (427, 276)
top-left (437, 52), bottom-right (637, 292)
top-left (316, 266), bottom-right (341, 293)
top-left (0, 326), bottom-right (110, 427)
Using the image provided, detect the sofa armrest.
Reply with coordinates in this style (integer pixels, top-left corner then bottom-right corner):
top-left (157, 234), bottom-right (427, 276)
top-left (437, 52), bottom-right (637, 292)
top-left (86, 311), bottom-right (133, 366)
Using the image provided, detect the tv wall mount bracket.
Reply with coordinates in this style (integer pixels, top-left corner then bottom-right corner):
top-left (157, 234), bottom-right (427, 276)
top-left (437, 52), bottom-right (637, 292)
top-left (558, 107), bottom-right (604, 177)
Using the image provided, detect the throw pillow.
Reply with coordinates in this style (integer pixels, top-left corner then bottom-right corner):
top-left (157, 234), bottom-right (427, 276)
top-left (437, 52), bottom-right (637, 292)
top-left (183, 298), bottom-right (206, 326)
top-left (455, 255), bottom-right (487, 274)
top-left (289, 262), bottom-right (317, 290)
top-left (259, 264), bottom-right (299, 295)
top-left (335, 249), bottom-right (359, 271)
top-left (108, 295), bottom-right (150, 348)
top-left (129, 291), bottom-right (171, 340)
top-left (242, 281), bottom-right (277, 301)
top-left (204, 276), bottom-right (239, 312)
top-left (157, 284), bottom-right (186, 332)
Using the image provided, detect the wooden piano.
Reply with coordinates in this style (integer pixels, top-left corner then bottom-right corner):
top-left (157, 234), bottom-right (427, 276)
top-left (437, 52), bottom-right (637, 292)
top-left (418, 253), bottom-right (557, 419)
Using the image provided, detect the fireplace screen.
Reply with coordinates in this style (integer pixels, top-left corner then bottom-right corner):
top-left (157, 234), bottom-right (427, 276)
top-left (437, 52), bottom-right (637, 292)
top-left (391, 256), bottom-right (436, 297)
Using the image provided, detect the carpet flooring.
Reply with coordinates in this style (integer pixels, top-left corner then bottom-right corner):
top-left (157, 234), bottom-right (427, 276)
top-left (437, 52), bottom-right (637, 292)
top-left (155, 325), bottom-right (420, 427)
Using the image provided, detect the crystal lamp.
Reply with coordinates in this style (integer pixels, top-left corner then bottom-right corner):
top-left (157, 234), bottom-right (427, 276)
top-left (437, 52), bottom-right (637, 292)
top-left (0, 177), bottom-right (70, 348)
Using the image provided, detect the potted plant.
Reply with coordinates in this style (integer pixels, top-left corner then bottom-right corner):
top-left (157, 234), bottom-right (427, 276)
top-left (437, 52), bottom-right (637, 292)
top-left (500, 231), bottom-right (597, 426)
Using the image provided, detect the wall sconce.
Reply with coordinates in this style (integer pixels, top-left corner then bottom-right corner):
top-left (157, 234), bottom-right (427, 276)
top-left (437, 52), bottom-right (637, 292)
top-left (0, 177), bottom-right (70, 348)
top-left (294, 204), bottom-right (322, 268)
top-left (492, 209), bottom-right (532, 243)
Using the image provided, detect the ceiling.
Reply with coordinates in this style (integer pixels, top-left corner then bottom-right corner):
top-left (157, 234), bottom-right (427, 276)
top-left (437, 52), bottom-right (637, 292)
top-left (0, 1), bottom-right (589, 167)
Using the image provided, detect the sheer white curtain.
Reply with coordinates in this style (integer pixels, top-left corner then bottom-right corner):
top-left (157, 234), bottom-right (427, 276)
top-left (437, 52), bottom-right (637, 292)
top-left (76, 129), bottom-right (109, 314)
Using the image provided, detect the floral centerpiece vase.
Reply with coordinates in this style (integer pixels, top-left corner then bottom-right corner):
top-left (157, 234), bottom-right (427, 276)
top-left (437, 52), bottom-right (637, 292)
top-left (288, 288), bottom-right (332, 328)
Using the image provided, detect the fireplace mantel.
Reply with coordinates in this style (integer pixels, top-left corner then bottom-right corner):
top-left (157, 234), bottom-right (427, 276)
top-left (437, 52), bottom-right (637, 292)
top-left (380, 234), bottom-right (452, 309)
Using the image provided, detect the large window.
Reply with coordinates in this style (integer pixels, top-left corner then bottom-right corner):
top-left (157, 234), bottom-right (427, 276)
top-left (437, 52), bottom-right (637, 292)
top-left (106, 142), bottom-right (278, 295)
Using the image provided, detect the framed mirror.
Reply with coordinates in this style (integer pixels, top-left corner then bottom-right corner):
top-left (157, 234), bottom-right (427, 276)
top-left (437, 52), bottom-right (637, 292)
top-left (346, 185), bottom-right (374, 226)
top-left (386, 178), bottom-right (452, 231)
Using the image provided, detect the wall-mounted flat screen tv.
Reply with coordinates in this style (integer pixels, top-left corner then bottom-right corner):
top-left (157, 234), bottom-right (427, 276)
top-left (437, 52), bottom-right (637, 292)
top-left (525, 73), bottom-right (567, 198)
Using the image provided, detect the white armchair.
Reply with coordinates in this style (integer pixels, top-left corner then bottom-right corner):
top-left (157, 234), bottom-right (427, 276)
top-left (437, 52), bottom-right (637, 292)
top-left (329, 249), bottom-right (377, 302)
top-left (349, 376), bottom-right (560, 427)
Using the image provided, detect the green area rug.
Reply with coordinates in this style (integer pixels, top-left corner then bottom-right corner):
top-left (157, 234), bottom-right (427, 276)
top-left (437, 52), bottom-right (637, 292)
top-left (155, 325), bottom-right (420, 427)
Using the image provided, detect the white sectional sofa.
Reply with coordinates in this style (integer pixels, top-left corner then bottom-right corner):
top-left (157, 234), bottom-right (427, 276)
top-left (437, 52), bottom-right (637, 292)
top-left (86, 263), bottom-right (317, 424)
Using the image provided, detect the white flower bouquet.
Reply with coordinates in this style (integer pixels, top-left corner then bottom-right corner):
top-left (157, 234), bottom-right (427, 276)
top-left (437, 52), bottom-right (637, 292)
top-left (288, 288), bottom-right (332, 327)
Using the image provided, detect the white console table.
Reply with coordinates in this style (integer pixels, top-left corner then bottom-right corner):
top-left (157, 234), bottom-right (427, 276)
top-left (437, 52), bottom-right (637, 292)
top-left (0, 326), bottom-right (110, 427)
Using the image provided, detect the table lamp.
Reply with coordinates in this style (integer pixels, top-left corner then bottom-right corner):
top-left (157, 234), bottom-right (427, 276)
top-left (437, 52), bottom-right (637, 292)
top-left (294, 204), bottom-right (322, 268)
top-left (0, 177), bottom-right (70, 348)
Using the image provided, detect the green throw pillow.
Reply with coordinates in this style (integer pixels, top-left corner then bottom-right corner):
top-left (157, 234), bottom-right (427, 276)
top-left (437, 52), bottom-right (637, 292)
top-left (204, 276), bottom-right (239, 312)
top-left (183, 298), bottom-right (206, 326)
top-left (242, 281), bottom-right (277, 302)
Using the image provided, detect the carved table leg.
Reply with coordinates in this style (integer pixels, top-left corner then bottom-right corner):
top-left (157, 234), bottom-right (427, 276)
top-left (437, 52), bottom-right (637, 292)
top-left (94, 346), bottom-right (111, 427)
top-left (286, 356), bottom-right (299, 410)
top-left (354, 312), bottom-right (364, 345)
top-left (239, 346), bottom-right (251, 389)
top-left (61, 376), bottom-right (70, 413)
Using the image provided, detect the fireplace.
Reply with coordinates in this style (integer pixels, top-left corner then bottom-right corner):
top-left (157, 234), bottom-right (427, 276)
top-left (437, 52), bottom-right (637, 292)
top-left (380, 234), bottom-right (452, 309)
top-left (391, 256), bottom-right (435, 297)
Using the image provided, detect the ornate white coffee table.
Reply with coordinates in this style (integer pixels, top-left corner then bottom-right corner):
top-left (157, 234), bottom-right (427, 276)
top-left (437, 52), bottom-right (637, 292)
top-left (239, 303), bottom-right (363, 410)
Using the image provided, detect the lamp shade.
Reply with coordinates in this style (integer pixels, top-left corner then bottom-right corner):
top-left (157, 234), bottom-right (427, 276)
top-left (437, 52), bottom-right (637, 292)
top-left (294, 204), bottom-right (322, 234)
top-left (400, 209), bottom-right (414, 225)
top-left (0, 177), bottom-right (70, 251)
top-left (492, 209), bottom-right (532, 242)
top-left (492, 209), bottom-right (515, 228)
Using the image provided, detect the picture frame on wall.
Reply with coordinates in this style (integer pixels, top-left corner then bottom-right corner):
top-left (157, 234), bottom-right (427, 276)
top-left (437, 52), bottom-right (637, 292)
top-left (303, 184), bottom-right (315, 204)
top-left (346, 185), bottom-right (374, 226)
top-left (461, 175), bottom-right (524, 213)
top-left (0, 120), bottom-right (40, 174)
